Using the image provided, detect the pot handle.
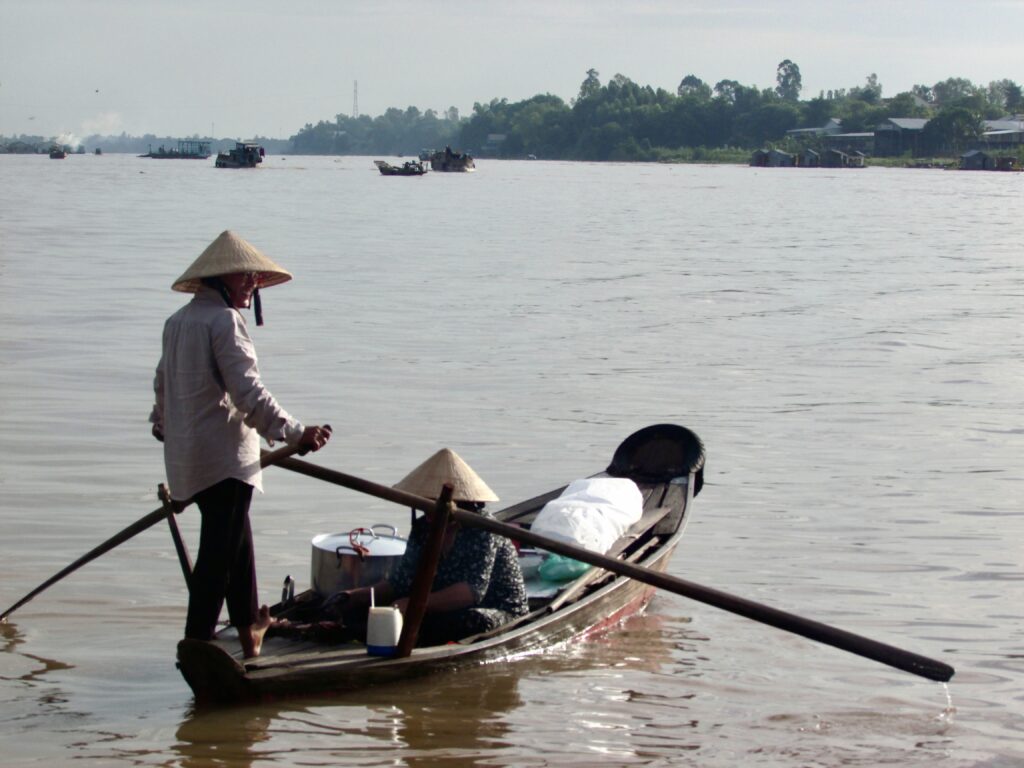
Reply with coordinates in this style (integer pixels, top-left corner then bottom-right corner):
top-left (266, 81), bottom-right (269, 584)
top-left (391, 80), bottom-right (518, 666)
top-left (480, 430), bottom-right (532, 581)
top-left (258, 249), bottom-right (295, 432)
top-left (370, 523), bottom-right (398, 537)
top-left (347, 528), bottom-right (374, 560)
top-left (335, 545), bottom-right (365, 565)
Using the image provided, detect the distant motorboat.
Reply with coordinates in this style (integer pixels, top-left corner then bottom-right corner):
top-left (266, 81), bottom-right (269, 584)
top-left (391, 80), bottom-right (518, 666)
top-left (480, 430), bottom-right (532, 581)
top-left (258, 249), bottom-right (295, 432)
top-left (215, 141), bottom-right (264, 168)
top-left (429, 145), bottom-right (475, 172)
top-left (374, 159), bottom-right (427, 176)
top-left (49, 146), bottom-right (66, 159)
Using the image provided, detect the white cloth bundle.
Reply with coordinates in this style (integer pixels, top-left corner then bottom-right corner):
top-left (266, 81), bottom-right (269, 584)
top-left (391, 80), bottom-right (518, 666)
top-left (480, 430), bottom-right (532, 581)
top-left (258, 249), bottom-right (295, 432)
top-left (531, 477), bottom-right (643, 554)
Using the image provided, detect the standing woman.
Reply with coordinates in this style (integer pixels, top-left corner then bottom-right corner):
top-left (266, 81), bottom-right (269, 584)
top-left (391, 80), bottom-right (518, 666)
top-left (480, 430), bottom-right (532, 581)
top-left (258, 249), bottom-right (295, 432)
top-left (150, 230), bottom-right (332, 658)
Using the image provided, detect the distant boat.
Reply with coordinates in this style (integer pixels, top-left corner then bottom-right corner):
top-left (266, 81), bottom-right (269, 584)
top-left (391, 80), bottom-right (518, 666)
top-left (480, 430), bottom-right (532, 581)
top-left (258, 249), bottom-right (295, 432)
top-left (374, 159), bottom-right (427, 176)
top-left (48, 146), bottom-right (66, 159)
top-left (215, 141), bottom-right (264, 168)
top-left (429, 146), bottom-right (475, 172)
top-left (138, 140), bottom-right (211, 160)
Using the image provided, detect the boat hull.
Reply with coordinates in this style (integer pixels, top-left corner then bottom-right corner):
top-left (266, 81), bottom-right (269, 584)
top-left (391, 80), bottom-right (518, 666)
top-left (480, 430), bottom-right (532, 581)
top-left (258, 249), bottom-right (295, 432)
top-left (178, 524), bottom-right (682, 704)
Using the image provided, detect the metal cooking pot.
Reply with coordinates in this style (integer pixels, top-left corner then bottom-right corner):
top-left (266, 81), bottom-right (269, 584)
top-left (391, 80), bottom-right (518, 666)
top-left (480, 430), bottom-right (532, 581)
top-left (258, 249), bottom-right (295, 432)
top-left (311, 525), bottom-right (407, 597)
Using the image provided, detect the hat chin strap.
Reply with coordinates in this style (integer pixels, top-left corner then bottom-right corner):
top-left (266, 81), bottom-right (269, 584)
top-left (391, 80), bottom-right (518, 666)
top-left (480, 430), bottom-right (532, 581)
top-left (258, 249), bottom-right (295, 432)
top-left (253, 288), bottom-right (263, 326)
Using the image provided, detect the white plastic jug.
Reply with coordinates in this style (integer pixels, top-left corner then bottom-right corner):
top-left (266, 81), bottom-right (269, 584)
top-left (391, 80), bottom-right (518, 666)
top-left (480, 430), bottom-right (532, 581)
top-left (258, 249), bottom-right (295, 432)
top-left (365, 589), bottom-right (403, 656)
top-left (366, 606), bottom-right (403, 656)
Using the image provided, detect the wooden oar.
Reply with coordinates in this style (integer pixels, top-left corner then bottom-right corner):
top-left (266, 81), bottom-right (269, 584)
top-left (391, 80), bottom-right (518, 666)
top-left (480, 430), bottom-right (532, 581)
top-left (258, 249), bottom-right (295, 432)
top-left (269, 454), bottom-right (955, 683)
top-left (0, 444), bottom-right (303, 623)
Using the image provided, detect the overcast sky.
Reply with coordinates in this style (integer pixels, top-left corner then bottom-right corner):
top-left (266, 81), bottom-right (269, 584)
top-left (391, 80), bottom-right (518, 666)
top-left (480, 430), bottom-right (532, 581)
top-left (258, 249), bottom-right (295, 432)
top-left (2, 0), bottom-right (1022, 141)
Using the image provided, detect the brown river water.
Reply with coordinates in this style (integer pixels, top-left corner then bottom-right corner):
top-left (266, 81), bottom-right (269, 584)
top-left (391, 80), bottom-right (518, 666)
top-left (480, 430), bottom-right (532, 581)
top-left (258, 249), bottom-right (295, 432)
top-left (0, 154), bottom-right (1021, 766)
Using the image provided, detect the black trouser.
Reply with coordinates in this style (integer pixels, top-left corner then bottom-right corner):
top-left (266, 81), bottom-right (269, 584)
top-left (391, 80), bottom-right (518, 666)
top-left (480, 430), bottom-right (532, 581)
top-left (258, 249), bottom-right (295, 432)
top-left (184, 478), bottom-right (257, 640)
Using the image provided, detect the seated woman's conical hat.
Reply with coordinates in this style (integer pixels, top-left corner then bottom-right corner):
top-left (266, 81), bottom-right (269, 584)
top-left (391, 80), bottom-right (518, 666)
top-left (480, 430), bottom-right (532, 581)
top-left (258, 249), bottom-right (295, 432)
top-left (393, 448), bottom-right (499, 503)
top-left (172, 230), bottom-right (293, 293)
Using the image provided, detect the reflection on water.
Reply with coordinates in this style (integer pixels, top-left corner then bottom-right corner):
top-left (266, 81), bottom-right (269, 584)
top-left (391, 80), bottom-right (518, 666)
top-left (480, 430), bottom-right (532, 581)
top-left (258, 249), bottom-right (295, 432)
top-left (170, 664), bottom-right (523, 768)
top-left (0, 619), bottom-right (74, 689)
top-left (167, 612), bottom-right (686, 767)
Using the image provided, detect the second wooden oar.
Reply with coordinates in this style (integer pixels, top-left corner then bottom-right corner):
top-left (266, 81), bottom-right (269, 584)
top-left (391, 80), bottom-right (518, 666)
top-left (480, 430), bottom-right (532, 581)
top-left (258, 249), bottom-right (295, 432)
top-left (0, 443), bottom-right (303, 623)
top-left (270, 454), bottom-right (955, 683)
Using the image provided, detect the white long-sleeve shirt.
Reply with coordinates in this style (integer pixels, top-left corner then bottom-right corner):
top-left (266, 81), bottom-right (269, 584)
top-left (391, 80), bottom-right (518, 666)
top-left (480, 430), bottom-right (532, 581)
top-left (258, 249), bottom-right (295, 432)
top-left (150, 287), bottom-right (304, 501)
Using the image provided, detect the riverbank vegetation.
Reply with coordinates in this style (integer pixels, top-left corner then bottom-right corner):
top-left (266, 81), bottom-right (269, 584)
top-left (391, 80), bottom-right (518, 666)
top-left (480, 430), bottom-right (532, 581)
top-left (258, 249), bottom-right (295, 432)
top-left (288, 64), bottom-right (1023, 162)
top-left (5, 64), bottom-right (1020, 163)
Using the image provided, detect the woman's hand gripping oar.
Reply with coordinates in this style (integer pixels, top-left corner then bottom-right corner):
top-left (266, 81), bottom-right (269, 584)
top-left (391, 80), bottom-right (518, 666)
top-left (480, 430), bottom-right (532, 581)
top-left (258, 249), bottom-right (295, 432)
top-left (0, 441), bottom-right (316, 623)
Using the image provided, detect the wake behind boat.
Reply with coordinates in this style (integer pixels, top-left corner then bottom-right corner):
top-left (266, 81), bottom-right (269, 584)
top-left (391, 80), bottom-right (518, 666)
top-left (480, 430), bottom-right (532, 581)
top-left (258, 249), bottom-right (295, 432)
top-left (176, 424), bottom-right (705, 704)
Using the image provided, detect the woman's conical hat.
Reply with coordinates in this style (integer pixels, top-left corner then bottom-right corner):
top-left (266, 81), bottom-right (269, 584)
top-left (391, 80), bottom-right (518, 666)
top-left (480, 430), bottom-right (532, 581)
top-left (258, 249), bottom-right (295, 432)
top-left (393, 448), bottom-right (499, 503)
top-left (171, 230), bottom-right (293, 293)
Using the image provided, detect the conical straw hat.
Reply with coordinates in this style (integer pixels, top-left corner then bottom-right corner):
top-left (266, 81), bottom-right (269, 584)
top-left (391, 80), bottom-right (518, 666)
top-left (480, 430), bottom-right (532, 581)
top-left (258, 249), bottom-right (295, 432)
top-left (393, 448), bottom-right (499, 503)
top-left (171, 230), bottom-right (293, 293)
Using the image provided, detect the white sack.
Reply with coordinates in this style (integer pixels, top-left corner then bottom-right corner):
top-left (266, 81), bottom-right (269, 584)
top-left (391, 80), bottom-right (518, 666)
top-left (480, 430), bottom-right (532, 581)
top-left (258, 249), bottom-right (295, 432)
top-left (531, 477), bottom-right (643, 554)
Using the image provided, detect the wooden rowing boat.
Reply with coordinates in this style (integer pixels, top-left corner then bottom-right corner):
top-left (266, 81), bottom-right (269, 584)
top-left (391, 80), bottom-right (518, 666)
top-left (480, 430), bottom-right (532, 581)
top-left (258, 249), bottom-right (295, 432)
top-left (176, 424), bottom-right (706, 704)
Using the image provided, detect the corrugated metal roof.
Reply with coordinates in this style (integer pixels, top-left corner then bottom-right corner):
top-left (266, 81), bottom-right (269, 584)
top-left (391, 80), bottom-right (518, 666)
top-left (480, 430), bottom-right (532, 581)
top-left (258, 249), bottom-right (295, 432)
top-left (983, 120), bottom-right (1024, 131)
top-left (880, 118), bottom-right (929, 130)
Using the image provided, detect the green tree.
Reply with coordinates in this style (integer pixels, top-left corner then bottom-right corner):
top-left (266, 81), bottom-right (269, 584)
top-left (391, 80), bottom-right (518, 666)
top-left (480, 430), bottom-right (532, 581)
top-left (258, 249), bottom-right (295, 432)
top-left (677, 74), bottom-right (711, 99)
top-left (911, 84), bottom-right (933, 103)
top-left (921, 106), bottom-right (982, 155)
top-left (578, 68), bottom-right (601, 101)
top-left (733, 101), bottom-right (802, 145)
top-left (853, 73), bottom-right (883, 104)
top-left (775, 59), bottom-right (802, 101)
top-left (801, 95), bottom-right (835, 127)
top-left (931, 77), bottom-right (979, 106)
top-left (988, 79), bottom-right (1023, 112)
top-left (886, 92), bottom-right (931, 118)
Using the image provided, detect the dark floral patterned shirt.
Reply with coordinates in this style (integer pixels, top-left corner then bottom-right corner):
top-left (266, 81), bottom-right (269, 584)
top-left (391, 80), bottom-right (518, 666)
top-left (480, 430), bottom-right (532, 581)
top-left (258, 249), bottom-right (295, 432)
top-left (388, 514), bottom-right (528, 617)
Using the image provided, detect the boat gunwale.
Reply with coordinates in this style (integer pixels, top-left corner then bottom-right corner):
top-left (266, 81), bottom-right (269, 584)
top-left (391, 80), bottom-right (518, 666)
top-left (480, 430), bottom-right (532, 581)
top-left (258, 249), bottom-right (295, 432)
top-left (194, 483), bottom-right (691, 696)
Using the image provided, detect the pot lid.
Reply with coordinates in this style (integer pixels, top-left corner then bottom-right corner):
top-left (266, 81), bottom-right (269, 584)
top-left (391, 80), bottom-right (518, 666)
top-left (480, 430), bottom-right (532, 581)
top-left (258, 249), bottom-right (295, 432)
top-left (312, 529), bottom-right (407, 557)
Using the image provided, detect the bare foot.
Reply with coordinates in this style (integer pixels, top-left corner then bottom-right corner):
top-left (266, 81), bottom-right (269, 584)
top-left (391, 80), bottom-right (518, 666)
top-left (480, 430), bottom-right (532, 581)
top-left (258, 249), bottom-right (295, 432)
top-left (240, 605), bottom-right (273, 659)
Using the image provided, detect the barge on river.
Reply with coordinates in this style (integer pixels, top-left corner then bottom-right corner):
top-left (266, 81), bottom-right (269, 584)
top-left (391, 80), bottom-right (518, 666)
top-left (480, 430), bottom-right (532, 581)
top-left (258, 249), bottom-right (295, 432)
top-left (138, 140), bottom-right (211, 159)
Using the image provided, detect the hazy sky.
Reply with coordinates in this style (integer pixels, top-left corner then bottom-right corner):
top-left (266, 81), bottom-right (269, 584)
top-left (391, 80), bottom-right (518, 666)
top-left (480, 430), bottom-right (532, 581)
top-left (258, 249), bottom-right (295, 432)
top-left (2, 0), bottom-right (1022, 141)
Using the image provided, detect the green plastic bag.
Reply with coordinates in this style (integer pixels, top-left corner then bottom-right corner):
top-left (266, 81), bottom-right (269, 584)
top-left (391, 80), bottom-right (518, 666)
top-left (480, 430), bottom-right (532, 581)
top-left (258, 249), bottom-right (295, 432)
top-left (538, 554), bottom-right (590, 582)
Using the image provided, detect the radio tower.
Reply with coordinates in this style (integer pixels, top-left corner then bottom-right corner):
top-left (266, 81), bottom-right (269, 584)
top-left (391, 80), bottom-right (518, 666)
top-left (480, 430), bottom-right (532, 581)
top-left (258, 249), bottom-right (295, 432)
top-left (352, 80), bottom-right (359, 118)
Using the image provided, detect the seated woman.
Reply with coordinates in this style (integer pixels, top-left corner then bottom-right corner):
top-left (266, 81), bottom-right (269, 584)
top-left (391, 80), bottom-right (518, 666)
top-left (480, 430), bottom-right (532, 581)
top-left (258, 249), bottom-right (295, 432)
top-left (333, 448), bottom-right (528, 646)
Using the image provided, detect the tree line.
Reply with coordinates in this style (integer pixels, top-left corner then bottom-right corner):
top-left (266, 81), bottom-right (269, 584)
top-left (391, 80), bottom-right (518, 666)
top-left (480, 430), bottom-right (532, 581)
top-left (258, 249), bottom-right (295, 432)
top-left (288, 63), bottom-right (1024, 160)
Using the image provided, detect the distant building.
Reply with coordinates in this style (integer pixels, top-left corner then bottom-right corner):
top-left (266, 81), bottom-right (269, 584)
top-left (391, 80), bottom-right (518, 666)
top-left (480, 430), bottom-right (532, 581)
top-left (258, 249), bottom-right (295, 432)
top-left (873, 118), bottom-right (928, 156)
top-left (822, 131), bottom-right (874, 155)
top-left (750, 148), bottom-right (795, 167)
top-left (959, 149), bottom-right (1019, 171)
top-left (821, 148), bottom-right (865, 168)
top-left (797, 148), bottom-right (820, 167)
top-left (981, 118), bottom-right (1024, 149)
top-left (960, 149), bottom-right (996, 170)
top-left (786, 118), bottom-right (843, 138)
